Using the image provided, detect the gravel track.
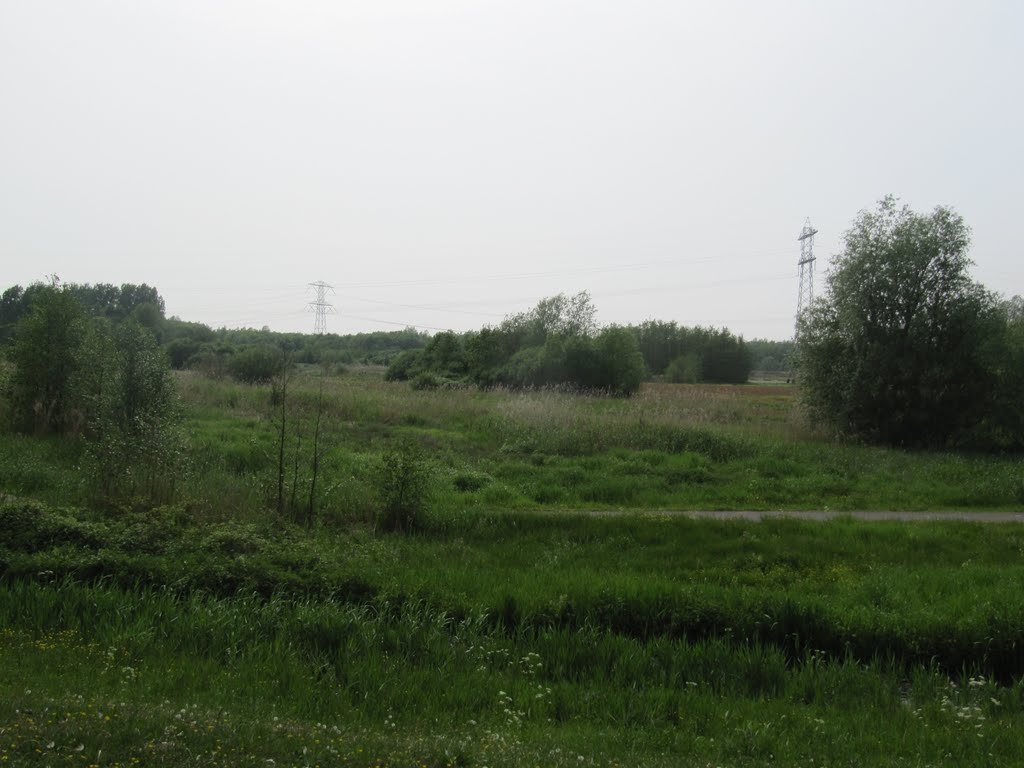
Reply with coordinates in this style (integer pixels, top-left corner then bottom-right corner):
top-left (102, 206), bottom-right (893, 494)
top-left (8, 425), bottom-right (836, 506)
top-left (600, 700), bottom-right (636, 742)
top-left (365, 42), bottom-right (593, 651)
top-left (547, 510), bottom-right (1024, 522)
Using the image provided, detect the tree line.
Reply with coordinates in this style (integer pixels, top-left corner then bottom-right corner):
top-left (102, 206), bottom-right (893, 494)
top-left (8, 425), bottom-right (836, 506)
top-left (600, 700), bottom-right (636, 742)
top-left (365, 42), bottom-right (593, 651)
top-left (3, 281), bottom-right (760, 394)
top-left (0, 281), bottom-right (164, 346)
top-left (385, 292), bottom-right (646, 395)
top-left (631, 320), bottom-right (752, 383)
top-left (1, 280), bottom-right (431, 382)
top-left (384, 293), bottom-right (755, 395)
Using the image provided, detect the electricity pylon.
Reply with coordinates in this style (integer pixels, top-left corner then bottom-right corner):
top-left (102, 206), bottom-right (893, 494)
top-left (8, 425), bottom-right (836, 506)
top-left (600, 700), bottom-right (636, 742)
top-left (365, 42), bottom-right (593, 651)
top-left (307, 281), bottom-right (336, 335)
top-left (795, 219), bottom-right (817, 337)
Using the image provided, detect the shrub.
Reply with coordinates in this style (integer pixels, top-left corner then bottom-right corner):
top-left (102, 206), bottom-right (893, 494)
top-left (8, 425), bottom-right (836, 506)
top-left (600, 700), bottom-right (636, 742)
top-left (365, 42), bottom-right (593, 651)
top-left (82, 321), bottom-right (184, 505)
top-left (228, 346), bottom-right (283, 384)
top-left (374, 441), bottom-right (431, 533)
top-left (384, 349), bottom-right (424, 382)
top-left (665, 353), bottom-right (702, 384)
top-left (452, 470), bottom-right (493, 492)
top-left (200, 522), bottom-right (268, 556)
top-left (0, 501), bottom-right (105, 553)
top-left (410, 372), bottom-right (442, 391)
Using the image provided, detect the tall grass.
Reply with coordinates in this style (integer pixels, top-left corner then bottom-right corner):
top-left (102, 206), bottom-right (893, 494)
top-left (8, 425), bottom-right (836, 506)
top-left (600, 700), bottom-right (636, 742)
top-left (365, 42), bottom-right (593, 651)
top-left (5, 578), bottom-right (1024, 766)
top-left (168, 372), bottom-right (1024, 515)
top-left (6, 499), bottom-right (1024, 680)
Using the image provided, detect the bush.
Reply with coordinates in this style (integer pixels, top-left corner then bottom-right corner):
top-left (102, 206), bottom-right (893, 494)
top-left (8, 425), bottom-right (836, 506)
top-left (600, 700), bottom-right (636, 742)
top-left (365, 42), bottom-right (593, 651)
top-left (452, 470), bottom-right (493, 492)
top-left (0, 501), bottom-right (105, 553)
top-left (82, 321), bottom-right (184, 504)
top-left (384, 349), bottom-right (424, 382)
top-left (410, 372), bottom-right (442, 391)
top-left (666, 353), bottom-right (702, 384)
top-left (374, 441), bottom-right (431, 533)
top-left (228, 346), bottom-right (284, 384)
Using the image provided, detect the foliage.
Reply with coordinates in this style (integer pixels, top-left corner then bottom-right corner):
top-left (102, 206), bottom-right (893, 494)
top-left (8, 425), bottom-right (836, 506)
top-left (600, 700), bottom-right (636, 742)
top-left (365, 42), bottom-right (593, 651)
top-left (592, 325), bottom-right (647, 395)
top-left (409, 371), bottom-right (440, 390)
top-left (3, 284), bottom-right (183, 504)
top-left (383, 349), bottom-right (424, 381)
top-left (747, 338), bottom-right (796, 371)
top-left (385, 293), bottom-right (648, 396)
top-left (206, 325), bottom-right (428, 369)
top-left (162, 318), bottom-right (217, 369)
top-left (799, 197), bottom-right (1019, 449)
top-left (501, 290), bottom-right (598, 343)
top-left (79, 320), bottom-right (184, 504)
top-left (227, 345), bottom-right (285, 384)
top-left (0, 281), bottom-right (164, 348)
top-left (0, 284), bottom-right (45, 347)
top-left (665, 351), bottom-right (702, 383)
top-left (7, 283), bottom-right (88, 435)
top-left (1, 282), bottom-right (431, 371)
top-left (374, 441), bottom-right (431, 533)
top-left (65, 282), bottom-right (165, 322)
top-left (631, 320), bottom-right (752, 383)
top-left (0, 500), bottom-right (104, 552)
top-left (964, 296), bottom-right (1024, 450)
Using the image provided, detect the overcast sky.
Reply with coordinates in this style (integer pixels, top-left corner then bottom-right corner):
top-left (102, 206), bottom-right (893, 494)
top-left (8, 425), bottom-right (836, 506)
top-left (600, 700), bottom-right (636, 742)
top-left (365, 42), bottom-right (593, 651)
top-left (2, 1), bottom-right (1021, 340)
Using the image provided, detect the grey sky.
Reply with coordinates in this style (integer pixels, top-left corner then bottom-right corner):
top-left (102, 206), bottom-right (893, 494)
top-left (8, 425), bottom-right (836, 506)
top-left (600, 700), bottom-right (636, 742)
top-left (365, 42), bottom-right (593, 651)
top-left (2, 1), bottom-right (1021, 340)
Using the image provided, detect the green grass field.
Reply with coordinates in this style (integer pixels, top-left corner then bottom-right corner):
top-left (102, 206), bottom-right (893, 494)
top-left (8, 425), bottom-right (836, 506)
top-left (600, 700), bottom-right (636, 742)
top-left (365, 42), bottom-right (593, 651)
top-left (2, 369), bottom-right (1024, 766)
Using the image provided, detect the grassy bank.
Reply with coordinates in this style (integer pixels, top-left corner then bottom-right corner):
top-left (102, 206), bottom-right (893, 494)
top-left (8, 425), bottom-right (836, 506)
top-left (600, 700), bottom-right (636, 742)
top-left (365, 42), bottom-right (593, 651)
top-left (4, 574), bottom-right (1024, 767)
top-left (5, 501), bottom-right (1024, 679)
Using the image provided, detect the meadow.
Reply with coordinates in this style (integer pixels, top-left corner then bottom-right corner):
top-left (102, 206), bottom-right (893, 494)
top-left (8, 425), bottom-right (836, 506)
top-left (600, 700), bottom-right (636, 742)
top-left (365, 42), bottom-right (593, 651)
top-left (2, 368), bottom-right (1024, 766)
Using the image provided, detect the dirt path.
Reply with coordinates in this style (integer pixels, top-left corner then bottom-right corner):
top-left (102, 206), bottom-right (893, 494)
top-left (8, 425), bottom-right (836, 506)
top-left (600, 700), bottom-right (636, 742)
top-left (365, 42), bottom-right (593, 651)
top-left (551, 510), bottom-right (1024, 522)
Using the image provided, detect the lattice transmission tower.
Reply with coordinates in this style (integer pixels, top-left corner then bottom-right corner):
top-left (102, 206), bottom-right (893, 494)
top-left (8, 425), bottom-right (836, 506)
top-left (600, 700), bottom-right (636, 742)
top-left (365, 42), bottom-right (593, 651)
top-left (795, 219), bottom-right (818, 337)
top-left (307, 281), bottom-right (336, 335)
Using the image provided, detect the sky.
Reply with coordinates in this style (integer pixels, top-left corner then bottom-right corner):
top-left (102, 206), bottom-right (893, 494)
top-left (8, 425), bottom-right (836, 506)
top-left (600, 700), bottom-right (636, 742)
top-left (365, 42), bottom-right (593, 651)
top-left (1, 1), bottom-right (1021, 340)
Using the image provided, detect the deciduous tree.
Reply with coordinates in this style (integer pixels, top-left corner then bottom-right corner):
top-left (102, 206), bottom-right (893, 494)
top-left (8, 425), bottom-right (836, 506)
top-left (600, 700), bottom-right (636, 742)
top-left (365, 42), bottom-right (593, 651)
top-left (799, 197), bottom-right (1008, 448)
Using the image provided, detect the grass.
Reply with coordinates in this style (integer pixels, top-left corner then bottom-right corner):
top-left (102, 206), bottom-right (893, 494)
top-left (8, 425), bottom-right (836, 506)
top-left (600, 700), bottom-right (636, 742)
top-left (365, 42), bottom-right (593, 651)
top-left (6, 368), bottom-right (1015, 516)
top-left (158, 369), bottom-right (1024, 520)
top-left (5, 581), bottom-right (1024, 767)
top-left (2, 368), bottom-right (1024, 765)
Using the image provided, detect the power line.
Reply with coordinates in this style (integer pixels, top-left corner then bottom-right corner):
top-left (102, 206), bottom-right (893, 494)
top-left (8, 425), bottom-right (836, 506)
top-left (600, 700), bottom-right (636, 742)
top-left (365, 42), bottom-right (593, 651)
top-left (335, 293), bottom-right (507, 319)
top-left (336, 313), bottom-right (451, 333)
top-left (338, 249), bottom-right (795, 290)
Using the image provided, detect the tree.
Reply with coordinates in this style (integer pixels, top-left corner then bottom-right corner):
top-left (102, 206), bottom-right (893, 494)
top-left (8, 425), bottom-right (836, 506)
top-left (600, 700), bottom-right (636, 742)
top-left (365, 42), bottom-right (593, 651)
top-left (501, 291), bottom-right (597, 346)
top-left (968, 296), bottom-right (1024, 450)
top-left (701, 329), bottom-right (751, 383)
top-left (665, 352), bottom-right (702, 384)
top-left (798, 197), bottom-right (1005, 448)
top-left (79, 319), bottom-right (183, 503)
top-left (632, 319), bottom-right (682, 376)
top-left (592, 326), bottom-right (646, 396)
top-left (8, 282), bottom-right (87, 434)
